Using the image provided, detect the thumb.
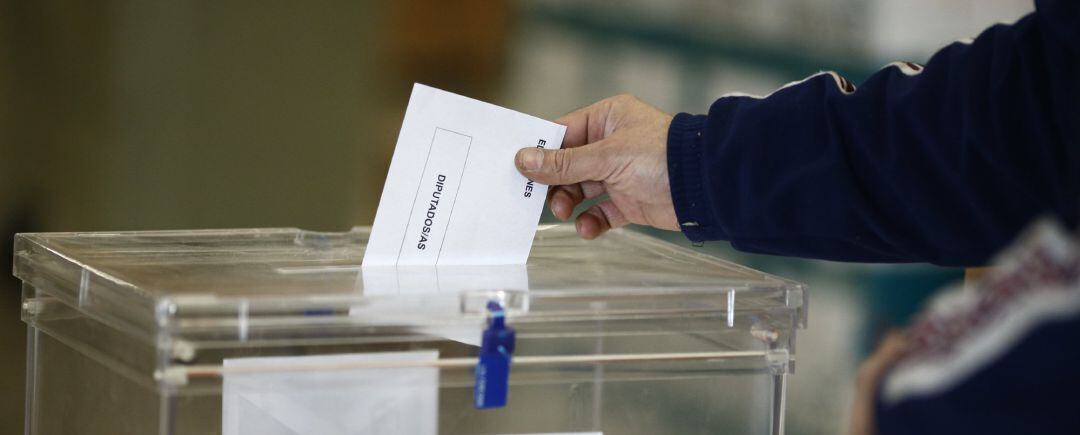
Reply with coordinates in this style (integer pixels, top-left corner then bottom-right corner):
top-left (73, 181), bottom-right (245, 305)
top-left (515, 144), bottom-right (610, 185)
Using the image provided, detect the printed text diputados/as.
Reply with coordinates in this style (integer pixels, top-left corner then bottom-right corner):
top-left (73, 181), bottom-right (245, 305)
top-left (416, 174), bottom-right (447, 250)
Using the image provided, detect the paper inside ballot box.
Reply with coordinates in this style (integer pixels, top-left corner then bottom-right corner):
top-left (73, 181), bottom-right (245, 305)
top-left (222, 350), bottom-right (439, 435)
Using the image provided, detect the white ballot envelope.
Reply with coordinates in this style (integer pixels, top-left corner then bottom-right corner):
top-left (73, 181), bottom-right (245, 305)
top-left (363, 84), bottom-right (566, 266)
top-left (222, 350), bottom-right (440, 435)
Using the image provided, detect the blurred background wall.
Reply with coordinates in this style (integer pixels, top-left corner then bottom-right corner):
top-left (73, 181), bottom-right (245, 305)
top-left (1, 1), bottom-right (1033, 434)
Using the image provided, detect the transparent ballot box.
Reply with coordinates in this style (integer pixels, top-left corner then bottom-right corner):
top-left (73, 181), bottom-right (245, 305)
top-left (14, 225), bottom-right (807, 435)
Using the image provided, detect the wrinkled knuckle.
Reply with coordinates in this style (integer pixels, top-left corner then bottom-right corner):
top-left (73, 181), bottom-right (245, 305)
top-left (602, 94), bottom-right (626, 108)
top-left (551, 149), bottom-right (571, 175)
top-left (612, 94), bottom-right (635, 105)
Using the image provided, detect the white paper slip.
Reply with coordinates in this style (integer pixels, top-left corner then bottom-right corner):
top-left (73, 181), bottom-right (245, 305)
top-left (222, 351), bottom-right (439, 435)
top-left (364, 83), bottom-right (566, 266)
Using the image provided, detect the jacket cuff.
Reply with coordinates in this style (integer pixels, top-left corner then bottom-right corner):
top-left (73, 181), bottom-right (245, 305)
top-left (667, 112), bottom-right (724, 242)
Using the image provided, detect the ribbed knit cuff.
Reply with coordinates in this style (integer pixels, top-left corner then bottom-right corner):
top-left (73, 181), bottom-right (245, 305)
top-left (666, 112), bottom-right (720, 243)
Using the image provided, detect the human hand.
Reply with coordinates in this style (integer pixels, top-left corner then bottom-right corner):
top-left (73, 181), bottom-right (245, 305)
top-left (514, 95), bottom-right (678, 239)
top-left (849, 331), bottom-right (908, 435)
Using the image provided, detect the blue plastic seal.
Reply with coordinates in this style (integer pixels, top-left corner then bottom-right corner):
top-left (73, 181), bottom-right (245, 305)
top-left (474, 301), bottom-right (515, 409)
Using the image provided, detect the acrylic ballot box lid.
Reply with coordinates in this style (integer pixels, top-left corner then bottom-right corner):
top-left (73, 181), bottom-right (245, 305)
top-left (14, 225), bottom-right (806, 392)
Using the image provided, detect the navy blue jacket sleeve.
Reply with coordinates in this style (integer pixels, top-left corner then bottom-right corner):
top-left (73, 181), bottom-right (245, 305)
top-left (667, 0), bottom-right (1079, 267)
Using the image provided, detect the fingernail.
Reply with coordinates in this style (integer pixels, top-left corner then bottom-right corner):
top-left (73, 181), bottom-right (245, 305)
top-left (552, 201), bottom-right (566, 219)
top-left (520, 148), bottom-right (544, 171)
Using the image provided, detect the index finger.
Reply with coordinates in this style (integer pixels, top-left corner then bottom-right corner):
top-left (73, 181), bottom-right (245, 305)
top-left (554, 99), bottom-right (612, 149)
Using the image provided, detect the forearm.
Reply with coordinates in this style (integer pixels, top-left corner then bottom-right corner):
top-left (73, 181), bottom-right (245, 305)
top-left (668, 0), bottom-right (1079, 266)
